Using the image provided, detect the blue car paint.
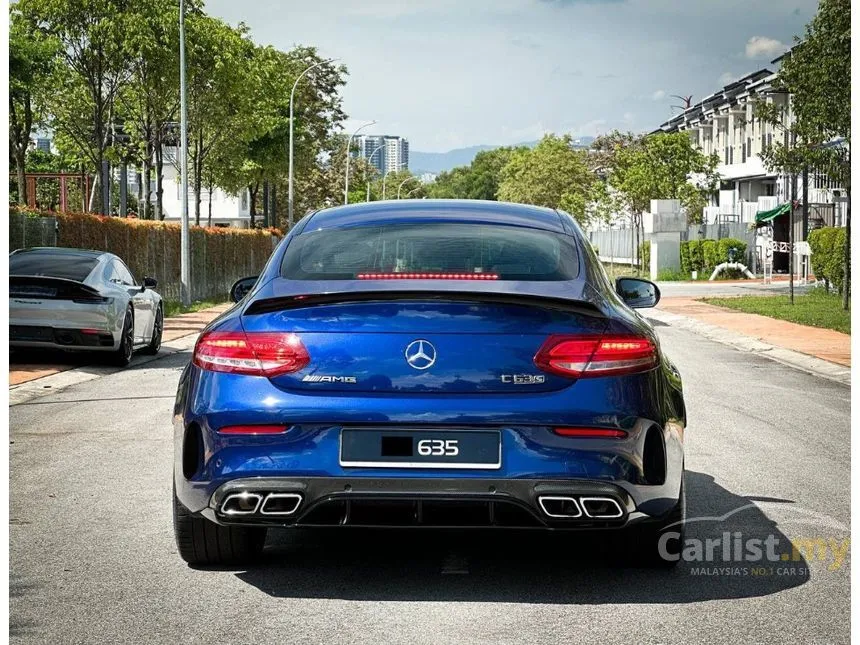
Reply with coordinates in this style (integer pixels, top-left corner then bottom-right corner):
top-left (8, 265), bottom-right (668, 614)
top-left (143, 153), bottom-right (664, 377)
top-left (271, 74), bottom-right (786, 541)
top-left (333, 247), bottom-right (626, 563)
top-left (174, 200), bottom-right (686, 524)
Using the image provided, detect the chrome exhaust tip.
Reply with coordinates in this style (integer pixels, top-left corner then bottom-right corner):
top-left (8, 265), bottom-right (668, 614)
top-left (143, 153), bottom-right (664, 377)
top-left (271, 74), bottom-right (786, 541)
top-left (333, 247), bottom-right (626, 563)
top-left (579, 496), bottom-right (624, 519)
top-left (260, 493), bottom-right (303, 516)
top-left (537, 496), bottom-right (583, 518)
top-left (220, 492), bottom-right (263, 516)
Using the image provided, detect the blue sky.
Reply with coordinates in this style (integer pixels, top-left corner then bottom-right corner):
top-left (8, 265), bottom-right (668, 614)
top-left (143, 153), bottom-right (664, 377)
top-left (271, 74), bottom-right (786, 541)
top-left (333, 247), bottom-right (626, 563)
top-left (206, 0), bottom-right (817, 152)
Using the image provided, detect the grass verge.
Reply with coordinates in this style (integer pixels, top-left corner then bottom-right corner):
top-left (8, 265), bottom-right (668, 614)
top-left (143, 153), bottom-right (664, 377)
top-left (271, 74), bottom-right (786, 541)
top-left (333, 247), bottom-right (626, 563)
top-left (702, 288), bottom-right (850, 334)
top-left (163, 299), bottom-right (227, 318)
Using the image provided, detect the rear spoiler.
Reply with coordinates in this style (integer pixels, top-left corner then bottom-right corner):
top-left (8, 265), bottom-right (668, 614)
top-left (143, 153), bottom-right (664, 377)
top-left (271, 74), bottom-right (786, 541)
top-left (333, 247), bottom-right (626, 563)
top-left (244, 289), bottom-right (605, 318)
top-left (10, 275), bottom-right (107, 302)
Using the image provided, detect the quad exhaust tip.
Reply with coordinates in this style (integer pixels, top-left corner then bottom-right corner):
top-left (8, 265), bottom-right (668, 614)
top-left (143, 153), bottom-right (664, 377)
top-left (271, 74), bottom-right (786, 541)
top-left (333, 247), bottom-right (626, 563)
top-left (221, 492), bottom-right (263, 515)
top-left (537, 495), bottom-right (624, 519)
top-left (260, 493), bottom-right (302, 516)
top-left (219, 492), bottom-right (303, 516)
top-left (537, 496), bottom-right (583, 518)
top-left (579, 496), bottom-right (624, 519)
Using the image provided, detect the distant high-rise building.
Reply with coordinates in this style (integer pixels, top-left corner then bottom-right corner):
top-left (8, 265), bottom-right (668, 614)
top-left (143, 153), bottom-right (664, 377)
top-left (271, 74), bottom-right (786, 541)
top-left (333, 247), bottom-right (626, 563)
top-left (354, 134), bottom-right (409, 174)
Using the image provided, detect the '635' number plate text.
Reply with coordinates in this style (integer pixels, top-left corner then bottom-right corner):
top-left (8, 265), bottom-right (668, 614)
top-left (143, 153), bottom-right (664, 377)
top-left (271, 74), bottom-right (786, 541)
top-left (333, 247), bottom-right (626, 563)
top-left (339, 429), bottom-right (501, 469)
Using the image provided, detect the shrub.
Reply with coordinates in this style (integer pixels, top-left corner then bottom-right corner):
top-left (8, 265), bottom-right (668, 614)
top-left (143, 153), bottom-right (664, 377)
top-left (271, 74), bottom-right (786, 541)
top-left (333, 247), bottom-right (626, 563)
top-left (717, 237), bottom-right (748, 265)
top-left (809, 226), bottom-right (846, 293)
top-left (680, 241), bottom-right (692, 274)
top-left (687, 239), bottom-right (703, 272)
top-left (10, 208), bottom-right (281, 302)
top-left (701, 239), bottom-right (718, 270)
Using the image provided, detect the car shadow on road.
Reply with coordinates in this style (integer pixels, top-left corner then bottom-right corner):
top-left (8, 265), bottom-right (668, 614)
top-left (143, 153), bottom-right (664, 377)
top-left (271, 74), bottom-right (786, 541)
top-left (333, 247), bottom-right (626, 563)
top-left (233, 471), bottom-right (811, 604)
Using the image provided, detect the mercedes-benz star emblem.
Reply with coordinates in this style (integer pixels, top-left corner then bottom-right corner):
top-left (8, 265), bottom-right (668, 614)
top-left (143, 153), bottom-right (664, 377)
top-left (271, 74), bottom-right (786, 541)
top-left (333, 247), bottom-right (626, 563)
top-left (405, 339), bottom-right (436, 370)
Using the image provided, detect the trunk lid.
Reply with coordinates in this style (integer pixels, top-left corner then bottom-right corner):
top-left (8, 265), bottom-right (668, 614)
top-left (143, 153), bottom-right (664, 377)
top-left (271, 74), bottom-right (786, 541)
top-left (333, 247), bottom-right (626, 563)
top-left (240, 280), bottom-right (608, 394)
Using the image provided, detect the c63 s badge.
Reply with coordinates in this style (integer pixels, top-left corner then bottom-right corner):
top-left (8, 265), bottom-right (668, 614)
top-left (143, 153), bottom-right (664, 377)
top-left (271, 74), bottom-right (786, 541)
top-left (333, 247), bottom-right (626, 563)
top-left (501, 374), bottom-right (546, 385)
top-left (302, 375), bottom-right (357, 384)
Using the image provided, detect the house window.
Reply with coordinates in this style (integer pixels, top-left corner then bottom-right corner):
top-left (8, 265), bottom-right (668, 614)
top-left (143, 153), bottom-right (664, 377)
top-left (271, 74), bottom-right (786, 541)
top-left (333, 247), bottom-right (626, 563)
top-left (240, 190), bottom-right (248, 211)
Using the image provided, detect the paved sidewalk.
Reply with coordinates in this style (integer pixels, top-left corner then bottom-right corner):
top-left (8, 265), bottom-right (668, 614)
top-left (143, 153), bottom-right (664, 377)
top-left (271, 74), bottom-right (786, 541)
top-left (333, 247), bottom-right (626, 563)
top-left (656, 297), bottom-right (850, 367)
top-left (9, 302), bottom-right (233, 386)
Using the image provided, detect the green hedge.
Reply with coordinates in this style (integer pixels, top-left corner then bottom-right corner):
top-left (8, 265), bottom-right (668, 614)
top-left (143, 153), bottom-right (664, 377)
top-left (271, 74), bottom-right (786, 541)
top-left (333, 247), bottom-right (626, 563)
top-left (809, 226), bottom-right (847, 292)
top-left (680, 237), bottom-right (749, 275)
top-left (10, 208), bottom-right (281, 302)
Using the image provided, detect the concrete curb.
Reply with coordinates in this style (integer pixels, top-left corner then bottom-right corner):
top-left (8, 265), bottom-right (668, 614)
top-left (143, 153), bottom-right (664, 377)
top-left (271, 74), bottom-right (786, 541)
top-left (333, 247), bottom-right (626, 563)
top-left (9, 334), bottom-right (198, 406)
top-left (646, 308), bottom-right (851, 387)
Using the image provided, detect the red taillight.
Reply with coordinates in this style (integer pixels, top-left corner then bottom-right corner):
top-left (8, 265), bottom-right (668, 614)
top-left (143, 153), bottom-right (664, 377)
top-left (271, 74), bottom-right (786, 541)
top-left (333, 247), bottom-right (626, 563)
top-left (218, 425), bottom-right (288, 435)
top-left (193, 331), bottom-right (310, 377)
top-left (553, 427), bottom-right (628, 438)
top-left (356, 273), bottom-right (499, 280)
top-left (534, 334), bottom-right (658, 378)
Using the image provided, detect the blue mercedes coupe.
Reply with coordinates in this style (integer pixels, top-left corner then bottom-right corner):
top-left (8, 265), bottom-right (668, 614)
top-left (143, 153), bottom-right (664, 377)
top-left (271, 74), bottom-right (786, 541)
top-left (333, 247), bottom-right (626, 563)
top-left (172, 199), bottom-right (687, 567)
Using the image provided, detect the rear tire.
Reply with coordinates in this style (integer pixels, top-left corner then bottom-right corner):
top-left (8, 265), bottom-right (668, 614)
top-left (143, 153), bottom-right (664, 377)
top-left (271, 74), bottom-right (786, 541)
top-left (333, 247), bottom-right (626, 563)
top-left (142, 304), bottom-right (163, 355)
top-left (109, 306), bottom-right (135, 367)
top-left (621, 475), bottom-right (686, 568)
top-left (173, 486), bottom-right (267, 566)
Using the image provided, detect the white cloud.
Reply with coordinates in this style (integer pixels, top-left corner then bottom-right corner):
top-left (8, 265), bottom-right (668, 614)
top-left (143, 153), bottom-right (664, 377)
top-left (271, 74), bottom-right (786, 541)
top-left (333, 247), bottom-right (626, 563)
top-left (745, 36), bottom-right (788, 59)
top-left (718, 71), bottom-right (737, 86)
top-left (651, 90), bottom-right (666, 101)
top-left (499, 121), bottom-right (551, 143)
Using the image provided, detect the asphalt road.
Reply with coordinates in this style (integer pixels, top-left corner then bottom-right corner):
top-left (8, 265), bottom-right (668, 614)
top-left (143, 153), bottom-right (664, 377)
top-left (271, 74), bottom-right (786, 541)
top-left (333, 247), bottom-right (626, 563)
top-left (10, 322), bottom-right (850, 645)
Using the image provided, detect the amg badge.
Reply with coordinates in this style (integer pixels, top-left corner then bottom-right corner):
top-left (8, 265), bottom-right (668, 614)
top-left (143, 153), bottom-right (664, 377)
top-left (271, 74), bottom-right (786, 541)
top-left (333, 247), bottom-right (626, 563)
top-left (302, 375), bottom-right (357, 384)
top-left (501, 374), bottom-right (546, 385)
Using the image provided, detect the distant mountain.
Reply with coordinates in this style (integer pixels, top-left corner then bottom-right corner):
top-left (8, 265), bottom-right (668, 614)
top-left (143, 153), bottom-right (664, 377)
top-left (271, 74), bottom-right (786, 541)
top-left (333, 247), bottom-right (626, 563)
top-left (410, 136), bottom-right (594, 175)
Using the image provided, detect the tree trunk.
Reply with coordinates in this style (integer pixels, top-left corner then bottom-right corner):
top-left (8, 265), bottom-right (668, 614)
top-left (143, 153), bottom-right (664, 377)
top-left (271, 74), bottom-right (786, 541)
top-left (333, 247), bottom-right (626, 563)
top-left (843, 183), bottom-right (850, 311)
top-left (207, 182), bottom-right (213, 228)
top-left (142, 154), bottom-right (151, 220)
top-left (15, 149), bottom-right (27, 205)
top-left (193, 130), bottom-right (203, 226)
top-left (249, 182), bottom-right (259, 227)
top-left (154, 131), bottom-right (164, 220)
top-left (88, 174), bottom-right (100, 212)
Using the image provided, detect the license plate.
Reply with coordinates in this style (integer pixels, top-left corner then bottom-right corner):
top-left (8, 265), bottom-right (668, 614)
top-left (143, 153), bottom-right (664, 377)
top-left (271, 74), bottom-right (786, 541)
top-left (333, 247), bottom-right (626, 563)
top-left (339, 429), bottom-right (501, 469)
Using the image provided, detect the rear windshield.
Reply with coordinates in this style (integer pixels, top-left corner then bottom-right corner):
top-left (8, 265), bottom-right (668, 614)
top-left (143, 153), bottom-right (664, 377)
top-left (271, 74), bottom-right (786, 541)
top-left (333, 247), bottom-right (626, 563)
top-left (280, 223), bottom-right (579, 281)
top-left (9, 252), bottom-right (99, 282)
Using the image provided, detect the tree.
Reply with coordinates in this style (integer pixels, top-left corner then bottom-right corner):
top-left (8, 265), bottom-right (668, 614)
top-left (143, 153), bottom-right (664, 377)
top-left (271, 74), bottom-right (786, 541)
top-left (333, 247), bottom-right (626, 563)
top-left (116, 0), bottom-right (186, 219)
top-left (497, 134), bottom-right (597, 224)
top-left (17, 0), bottom-right (131, 213)
top-left (755, 0), bottom-right (850, 309)
top-left (610, 132), bottom-right (720, 220)
top-left (9, 7), bottom-right (57, 205)
top-left (425, 146), bottom-right (526, 200)
top-left (182, 13), bottom-right (255, 225)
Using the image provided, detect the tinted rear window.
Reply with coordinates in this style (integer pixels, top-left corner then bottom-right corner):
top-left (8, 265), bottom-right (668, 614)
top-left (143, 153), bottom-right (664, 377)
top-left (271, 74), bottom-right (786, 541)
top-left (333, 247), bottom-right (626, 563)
top-left (281, 223), bottom-right (578, 281)
top-left (9, 252), bottom-right (100, 282)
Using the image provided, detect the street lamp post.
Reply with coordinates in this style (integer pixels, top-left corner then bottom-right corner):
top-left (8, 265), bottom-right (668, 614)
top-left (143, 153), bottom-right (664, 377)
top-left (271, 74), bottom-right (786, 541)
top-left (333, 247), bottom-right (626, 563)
top-left (397, 176), bottom-right (419, 199)
top-left (344, 120), bottom-right (376, 205)
top-left (178, 0), bottom-right (190, 306)
top-left (382, 161), bottom-right (407, 200)
top-left (288, 57), bottom-right (337, 230)
top-left (365, 142), bottom-right (385, 202)
top-left (406, 185), bottom-right (422, 198)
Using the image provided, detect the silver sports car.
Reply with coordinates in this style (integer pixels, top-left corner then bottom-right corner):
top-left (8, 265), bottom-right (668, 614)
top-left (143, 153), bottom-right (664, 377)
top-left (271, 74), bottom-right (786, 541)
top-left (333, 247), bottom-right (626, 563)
top-left (10, 247), bottom-right (164, 366)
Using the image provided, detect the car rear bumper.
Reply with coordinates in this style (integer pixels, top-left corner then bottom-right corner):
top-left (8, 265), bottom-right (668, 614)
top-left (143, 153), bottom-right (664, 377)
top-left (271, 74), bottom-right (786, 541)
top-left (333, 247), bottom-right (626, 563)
top-left (196, 476), bottom-right (674, 530)
top-left (10, 325), bottom-right (117, 350)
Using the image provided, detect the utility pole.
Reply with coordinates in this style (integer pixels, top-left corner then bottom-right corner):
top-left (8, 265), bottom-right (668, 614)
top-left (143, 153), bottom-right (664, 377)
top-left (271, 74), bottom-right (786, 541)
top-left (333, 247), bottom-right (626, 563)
top-left (179, 0), bottom-right (191, 306)
top-left (288, 58), bottom-right (337, 229)
top-left (344, 120), bottom-right (376, 205)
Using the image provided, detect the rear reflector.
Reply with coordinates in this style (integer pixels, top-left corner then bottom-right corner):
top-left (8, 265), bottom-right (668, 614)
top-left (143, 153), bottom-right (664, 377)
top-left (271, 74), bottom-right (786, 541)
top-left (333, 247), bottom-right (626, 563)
top-left (80, 328), bottom-right (100, 335)
top-left (193, 330), bottom-right (310, 377)
top-left (218, 425), bottom-right (288, 435)
top-left (534, 334), bottom-right (658, 378)
top-left (356, 273), bottom-right (499, 280)
top-left (553, 427), bottom-right (628, 438)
